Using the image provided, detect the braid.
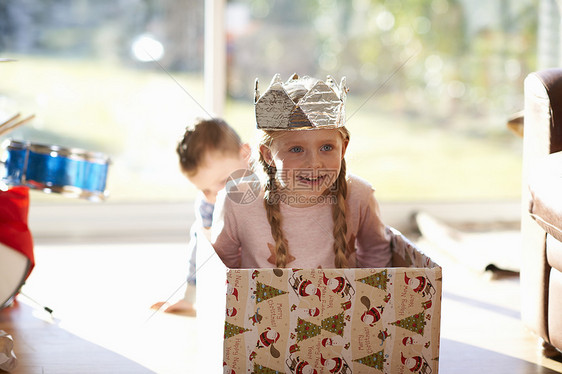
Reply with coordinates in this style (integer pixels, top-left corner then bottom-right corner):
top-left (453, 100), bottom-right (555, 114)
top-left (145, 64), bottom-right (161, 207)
top-left (332, 159), bottom-right (350, 268)
top-left (262, 160), bottom-right (291, 268)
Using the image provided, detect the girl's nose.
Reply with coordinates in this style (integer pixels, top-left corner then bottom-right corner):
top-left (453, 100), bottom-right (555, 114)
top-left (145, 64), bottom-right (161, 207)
top-left (306, 151), bottom-right (322, 168)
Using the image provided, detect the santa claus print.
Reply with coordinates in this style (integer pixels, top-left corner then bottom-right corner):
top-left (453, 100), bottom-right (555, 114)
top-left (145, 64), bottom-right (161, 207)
top-left (289, 273), bottom-right (322, 301)
top-left (404, 273), bottom-right (435, 299)
top-left (226, 280), bottom-right (239, 301)
top-left (320, 354), bottom-right (350, 373)
top-left (401, 353), bottom-right (431, 373)
top-left (308, 307), bottom-right (320, 317)
top-left (322, 273), bottom-right (355, 299)
top-left (402, 336), bottom-right (431, 349)
top-left (298, 278), bottom-right (322, 301)
top-left (360, 296), bottom-right (384, 327)
top-left (361, 306), bottom-right (384, 326)
top-left (256, 327), bottom-right (280, 349)
top-left (255, 327), bottom-right (282, 359)
top-left (321, 336), bottom-right (344, 348)
top-left (291, 359), bottom-right (317, 374)
top-left (225, 307), bottom-right (237, 317)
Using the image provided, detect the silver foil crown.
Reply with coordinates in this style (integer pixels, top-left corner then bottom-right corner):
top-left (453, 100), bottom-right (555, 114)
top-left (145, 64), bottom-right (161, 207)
top-left (255, 73), bottom-right (348, 130)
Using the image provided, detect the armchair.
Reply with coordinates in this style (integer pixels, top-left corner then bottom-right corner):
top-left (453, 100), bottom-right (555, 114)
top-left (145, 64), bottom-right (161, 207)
top-left (521, 68), bottom-right (562, 354)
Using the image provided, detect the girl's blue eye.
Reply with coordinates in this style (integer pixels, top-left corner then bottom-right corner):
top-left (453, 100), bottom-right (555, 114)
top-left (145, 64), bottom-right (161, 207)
top-left (289, 146), bottom-right (303, 153)
top-left (321, 144), bottom-right (333, 151)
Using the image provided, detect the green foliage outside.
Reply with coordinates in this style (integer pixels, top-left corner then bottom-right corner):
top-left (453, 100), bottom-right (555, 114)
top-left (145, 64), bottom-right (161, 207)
top-left (0, 0), bottom-right (534, 203)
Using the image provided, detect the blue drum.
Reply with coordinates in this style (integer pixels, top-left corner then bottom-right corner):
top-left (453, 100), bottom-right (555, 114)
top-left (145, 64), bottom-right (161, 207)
top-left (1, 140), bottom-right (110, 201)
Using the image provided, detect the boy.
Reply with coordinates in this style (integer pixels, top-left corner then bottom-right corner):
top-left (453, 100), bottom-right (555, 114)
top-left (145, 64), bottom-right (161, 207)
top-left (151, 117), bottom-right (250, 315)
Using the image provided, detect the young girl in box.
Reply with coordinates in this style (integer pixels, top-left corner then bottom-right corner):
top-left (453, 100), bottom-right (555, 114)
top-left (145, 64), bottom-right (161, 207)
top-left (211, 73), bottom-right (392, 269)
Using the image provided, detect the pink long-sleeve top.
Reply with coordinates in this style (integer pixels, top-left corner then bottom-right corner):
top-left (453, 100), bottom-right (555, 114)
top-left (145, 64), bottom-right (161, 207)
top-left (211, 174), bottom-right (392, 269)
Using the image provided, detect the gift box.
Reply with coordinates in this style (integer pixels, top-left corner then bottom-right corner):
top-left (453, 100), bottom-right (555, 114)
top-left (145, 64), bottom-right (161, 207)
top-left (196, 227), bottom-right (441, 373)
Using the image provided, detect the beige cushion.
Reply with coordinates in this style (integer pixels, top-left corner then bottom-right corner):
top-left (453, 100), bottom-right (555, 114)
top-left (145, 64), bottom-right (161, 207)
top-left (529, 152), bottom-right (562, 243)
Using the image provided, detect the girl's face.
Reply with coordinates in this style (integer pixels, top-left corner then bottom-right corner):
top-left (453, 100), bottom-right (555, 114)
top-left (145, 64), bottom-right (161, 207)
top-left (260, 128), bottom-right (348, 207)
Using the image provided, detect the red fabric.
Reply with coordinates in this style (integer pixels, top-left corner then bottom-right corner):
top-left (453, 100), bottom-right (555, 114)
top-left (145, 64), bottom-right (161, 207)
top-left (0, 186), bottom-right (34, 277)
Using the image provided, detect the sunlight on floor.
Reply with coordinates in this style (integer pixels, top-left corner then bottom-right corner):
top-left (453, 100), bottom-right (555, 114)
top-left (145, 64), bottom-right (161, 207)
top-left (21, 242), bottom-right (198, 373)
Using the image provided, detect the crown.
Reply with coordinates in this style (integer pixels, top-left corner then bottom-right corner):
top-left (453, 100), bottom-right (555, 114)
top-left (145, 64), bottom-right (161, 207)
top-left (255, 73), bottom-right (348, 130)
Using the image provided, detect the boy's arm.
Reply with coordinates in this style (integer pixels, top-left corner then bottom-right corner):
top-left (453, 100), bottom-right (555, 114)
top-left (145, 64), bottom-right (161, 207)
top-left (186, 194), bottom-right (207, 285)
top-left (180, 197), bottom-right (204, 305)
top-left (186, 222), bottom-right (198, 286)
top-left (210, 189), bottom-right (242, 268)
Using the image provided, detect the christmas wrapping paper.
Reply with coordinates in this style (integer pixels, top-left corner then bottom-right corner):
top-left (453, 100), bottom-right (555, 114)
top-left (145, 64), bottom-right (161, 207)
top-left (223, 228), bottom-right (442, 373)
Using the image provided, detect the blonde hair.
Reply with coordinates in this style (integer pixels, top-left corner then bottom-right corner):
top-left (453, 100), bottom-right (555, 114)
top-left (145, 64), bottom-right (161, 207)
top-left (176, 118), bottom-right (242, 176)
top-left (257, 126), bottom-right (351, 268)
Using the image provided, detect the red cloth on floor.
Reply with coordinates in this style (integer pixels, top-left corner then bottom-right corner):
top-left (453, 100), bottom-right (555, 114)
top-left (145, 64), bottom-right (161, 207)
top-left (0, 186), bottom-right (34, 277)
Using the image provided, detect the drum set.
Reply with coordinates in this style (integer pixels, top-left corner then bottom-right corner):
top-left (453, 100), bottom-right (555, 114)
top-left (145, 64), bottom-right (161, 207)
top-left (0, 110), bottom-right (111, 310)
top-left (2, 139), bottom-right (111, 202)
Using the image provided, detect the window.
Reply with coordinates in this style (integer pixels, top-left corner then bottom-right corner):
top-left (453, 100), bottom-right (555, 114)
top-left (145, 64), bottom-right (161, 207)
top-left (1, 1), bottom-right (206, 203)
top-left (224, 0), bottom-right (538, 202)
top-left (0, 0), bottom-right (539, 205)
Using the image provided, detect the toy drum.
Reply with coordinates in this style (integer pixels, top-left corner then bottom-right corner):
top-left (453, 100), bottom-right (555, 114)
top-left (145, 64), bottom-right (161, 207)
top-left (1, 140), bottom-right (110, 201)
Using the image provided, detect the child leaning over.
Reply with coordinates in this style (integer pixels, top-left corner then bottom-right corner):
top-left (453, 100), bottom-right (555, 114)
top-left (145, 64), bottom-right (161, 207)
top-left (211, 74), bottom-right (392, 269)
top-left (151, 117), bottom-right (250, 314)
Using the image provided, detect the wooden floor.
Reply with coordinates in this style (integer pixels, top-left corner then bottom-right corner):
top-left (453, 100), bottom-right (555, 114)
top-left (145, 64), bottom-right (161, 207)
top-left (433, 249), bottom-right (562, 373)
top-left (2, 237), bottom-right (562, 373)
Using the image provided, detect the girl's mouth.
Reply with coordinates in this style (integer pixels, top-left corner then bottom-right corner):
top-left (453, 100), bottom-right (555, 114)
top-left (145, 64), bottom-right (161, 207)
top-left (296, 174), bottom-right (326, 186)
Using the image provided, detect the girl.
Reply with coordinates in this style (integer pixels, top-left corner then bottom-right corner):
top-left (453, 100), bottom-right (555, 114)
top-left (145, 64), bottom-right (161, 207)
top-left (211, 74), bottom-right (391, 269)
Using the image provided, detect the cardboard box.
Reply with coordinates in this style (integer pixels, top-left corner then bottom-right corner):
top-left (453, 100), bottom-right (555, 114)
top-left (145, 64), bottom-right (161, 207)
top-left (197, 228), bottom-right (441, 373)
